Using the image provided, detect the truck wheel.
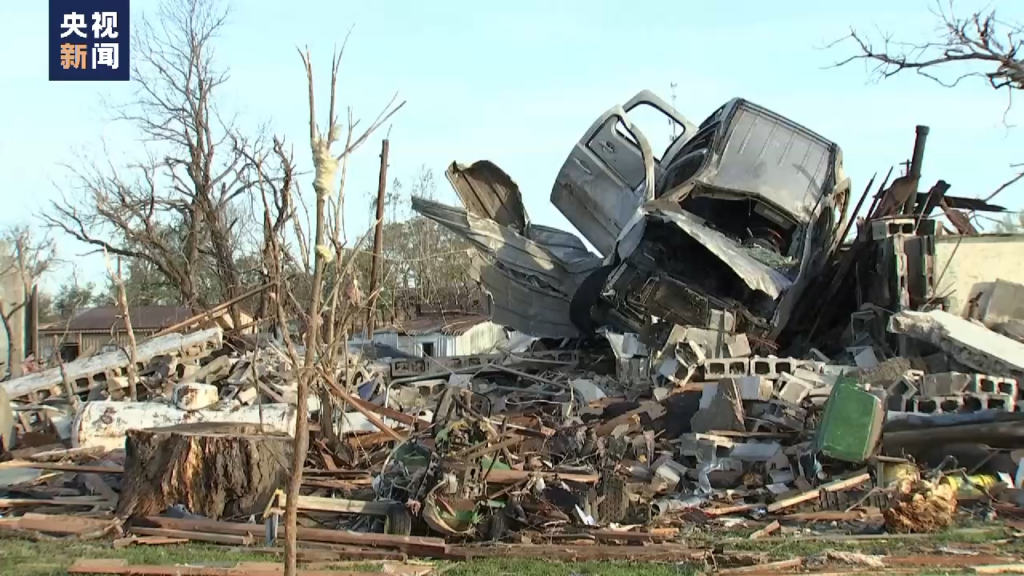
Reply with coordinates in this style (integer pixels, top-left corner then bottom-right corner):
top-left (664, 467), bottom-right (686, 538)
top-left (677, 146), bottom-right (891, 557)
top-left (384, 504), bottom-right (413, 536)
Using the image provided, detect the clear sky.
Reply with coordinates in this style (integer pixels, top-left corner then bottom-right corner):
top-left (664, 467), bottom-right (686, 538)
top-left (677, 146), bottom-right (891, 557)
top-left (2, 0), bottom-right (1023, 292)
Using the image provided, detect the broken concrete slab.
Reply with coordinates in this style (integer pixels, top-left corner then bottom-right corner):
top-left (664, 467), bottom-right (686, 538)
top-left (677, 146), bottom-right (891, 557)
top-left (889, 309), bottom-right (1024, 379)
top-left (699, 376), bottom-right (772, 408)
top-left (690, 378), bottom-right (745, 434)
top-left (726, 334), bottom-right (752, 358)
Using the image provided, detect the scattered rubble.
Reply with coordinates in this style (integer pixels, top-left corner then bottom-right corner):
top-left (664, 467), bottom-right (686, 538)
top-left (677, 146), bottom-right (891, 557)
top-left (3, 92), bottom-right (1024, 574)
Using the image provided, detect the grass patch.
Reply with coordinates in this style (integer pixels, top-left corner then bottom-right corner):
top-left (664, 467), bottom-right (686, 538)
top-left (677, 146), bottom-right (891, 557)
top-left (0, 523), bottom-right (1016, 576)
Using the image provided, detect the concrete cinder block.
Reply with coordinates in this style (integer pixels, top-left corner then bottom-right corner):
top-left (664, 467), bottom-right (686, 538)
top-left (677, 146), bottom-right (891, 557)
top-left (871, 217), bottom-right (916, 240)
top-left (967, 374), bottom-right (1019, 397)
top-left (776, 372), bottom-right (815, 404)
top-left (793, 367), bottom-right (835, 388)
top-left (919, 372), bottom-right (972, 397)
top-left (172, 382), bottom-right (220, 411)
top-left (905, 395), bottom-right (965, 415)
top-left (703, 358), bottom-right (750, 379)
top-left (964, 393), bottom-right (1016, 412)
top-left (750, 356), bottom-right (800, 379)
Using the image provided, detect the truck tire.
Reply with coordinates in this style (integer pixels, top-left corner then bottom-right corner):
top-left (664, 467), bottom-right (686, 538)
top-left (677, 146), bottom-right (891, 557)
top-left (384, 504), bottom-right (413, 536)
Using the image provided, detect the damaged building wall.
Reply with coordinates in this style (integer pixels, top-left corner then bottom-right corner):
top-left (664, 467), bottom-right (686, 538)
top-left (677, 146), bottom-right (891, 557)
top-left (353, 320), bottom-right (508, 358)
top-left (934, 234), bottom-right (1024, 317)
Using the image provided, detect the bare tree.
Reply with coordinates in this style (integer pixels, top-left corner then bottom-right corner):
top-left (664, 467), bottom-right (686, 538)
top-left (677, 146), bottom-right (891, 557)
top-left (244, 38), bottom-right (403, 574)
top-left (830, 0), bottom-right (1024, 200)
top-left (0, 226), bottom-right (57, 377)
top-left (43, 0), bottom-right (261, 326)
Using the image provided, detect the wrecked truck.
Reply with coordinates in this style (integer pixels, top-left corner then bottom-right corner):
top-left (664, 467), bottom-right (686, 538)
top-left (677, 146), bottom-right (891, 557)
top-left (414, 91), bottom-right (851, 347)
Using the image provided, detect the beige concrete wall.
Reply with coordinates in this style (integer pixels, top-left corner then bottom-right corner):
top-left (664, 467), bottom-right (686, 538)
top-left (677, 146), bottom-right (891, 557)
top-left (934, 234), bottom-right (1024, 317)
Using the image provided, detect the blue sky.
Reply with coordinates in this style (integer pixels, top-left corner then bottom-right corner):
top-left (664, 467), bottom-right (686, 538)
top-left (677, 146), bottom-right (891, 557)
top-left (2, 0), bottom-right (1023, 292)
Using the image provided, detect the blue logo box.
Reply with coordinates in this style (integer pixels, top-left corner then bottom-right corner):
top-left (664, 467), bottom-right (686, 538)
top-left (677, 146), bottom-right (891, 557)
top-left (49, 0), bottom-right (130, 81)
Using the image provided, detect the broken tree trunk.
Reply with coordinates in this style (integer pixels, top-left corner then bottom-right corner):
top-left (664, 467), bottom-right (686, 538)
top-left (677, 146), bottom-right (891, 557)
top-left (117, 423), bottom-right (292, 520)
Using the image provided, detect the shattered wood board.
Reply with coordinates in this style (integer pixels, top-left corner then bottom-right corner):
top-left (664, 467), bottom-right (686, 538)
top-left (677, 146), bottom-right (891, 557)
top-left (889, 309), bottom-right (1024, 379)
top-left (2, 328), bottom-right (223, 400)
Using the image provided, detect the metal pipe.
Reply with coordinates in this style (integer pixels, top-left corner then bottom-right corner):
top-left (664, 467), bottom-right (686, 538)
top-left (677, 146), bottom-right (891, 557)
top-left (903, 125), bottom-right (930, 214)
top-left (366, 139), bottom-right (390, 340)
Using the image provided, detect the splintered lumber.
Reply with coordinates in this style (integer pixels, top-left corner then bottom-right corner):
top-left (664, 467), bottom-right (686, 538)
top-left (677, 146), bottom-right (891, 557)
top-left (67, 558), bottom-right (391, 575)
top-left (117, 423), bottom-right (293, 520)
top-left (766, 472), bottom-right (870, 513)
top-left (136, 516), bottom-right (448, 554)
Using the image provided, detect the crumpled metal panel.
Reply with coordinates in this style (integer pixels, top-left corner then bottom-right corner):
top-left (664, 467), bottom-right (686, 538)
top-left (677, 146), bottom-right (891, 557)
top-left (446, 160), bottom-right (529, 233)
top-left (629, 208), bottom-right (795, 300)
top-left (471, 255), bottom-right (580, 338)
top-left (411, 196), bottom-right (575, 292)
top-left (411, 196), bottom-right (601, 338)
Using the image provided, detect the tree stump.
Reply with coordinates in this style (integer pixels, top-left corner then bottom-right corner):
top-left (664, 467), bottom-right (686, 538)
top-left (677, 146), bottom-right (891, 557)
top-left (116, 422), bottom-right (293, 520)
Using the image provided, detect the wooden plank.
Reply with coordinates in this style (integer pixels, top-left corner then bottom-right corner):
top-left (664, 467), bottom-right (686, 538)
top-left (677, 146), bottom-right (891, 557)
top-left (114, 535), bottom-right (190, 548)
top-left (0, 460), bottom-right (125, 474)
top-left (214, 546), bottom-right (407, 562)
top-left (718, 558), bottom-right (803, 575)
top-left (766, 473), bottom-right (870, 513)
top-left (974, 565), bottom-right (1024, 574)
top-left (17, 513), bottom-right (115, 535)
top-left (748, 520), bottom-right (780, 539)
top-left (0, 496), bottom-right (108, 507)
top-left (291, 495), bottom-right (395, 516)
top-left (67, 558), bottom-right (384, 575)
top-left (130, 526), bottom-right (256, 546)
top-left (137, 516), bottom-right (447, 553)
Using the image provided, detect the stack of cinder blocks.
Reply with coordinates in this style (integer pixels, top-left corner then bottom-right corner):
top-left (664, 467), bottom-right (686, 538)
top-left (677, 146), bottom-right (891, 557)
top-left (887, 370), bottom-right (1019, 414)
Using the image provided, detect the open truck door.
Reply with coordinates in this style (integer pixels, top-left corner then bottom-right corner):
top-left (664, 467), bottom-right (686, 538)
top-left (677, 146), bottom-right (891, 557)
top-left (550, 90), bottom-right (696, 256)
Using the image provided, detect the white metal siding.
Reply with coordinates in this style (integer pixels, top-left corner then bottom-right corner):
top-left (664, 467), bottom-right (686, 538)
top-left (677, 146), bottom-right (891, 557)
top-left (348, 321), bottom-right (507, 358)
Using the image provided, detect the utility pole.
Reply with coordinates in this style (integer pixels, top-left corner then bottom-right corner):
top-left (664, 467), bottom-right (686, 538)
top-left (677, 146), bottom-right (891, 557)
top-left (366, 139), bottom-right (390, 341)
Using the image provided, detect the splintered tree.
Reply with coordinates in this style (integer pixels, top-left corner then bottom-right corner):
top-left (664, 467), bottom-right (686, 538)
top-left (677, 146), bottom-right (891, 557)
top-left (0, 226), bottom-right (57, 377)
top-left (239, 37), bottom-right (402, 575)
top-left (831, 0), bottom-right (1024, 201)
top-left (42, 0), bottom-right (262, 326)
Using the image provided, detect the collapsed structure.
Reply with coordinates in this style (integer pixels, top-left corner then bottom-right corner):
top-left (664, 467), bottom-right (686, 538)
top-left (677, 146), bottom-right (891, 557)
top-left (2, 90), bottom-right (1024, 572)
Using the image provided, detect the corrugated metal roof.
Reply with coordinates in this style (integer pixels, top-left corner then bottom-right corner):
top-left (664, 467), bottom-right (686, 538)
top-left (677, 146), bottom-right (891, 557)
top-left (376, 313), bottom-right (489, 336)
top-left (40, 306), bottom-right (191, 333)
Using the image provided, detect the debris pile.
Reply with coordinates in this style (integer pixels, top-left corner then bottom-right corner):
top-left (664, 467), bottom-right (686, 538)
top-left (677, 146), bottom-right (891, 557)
top-left (3, 90), bottom-right (1024, 573)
